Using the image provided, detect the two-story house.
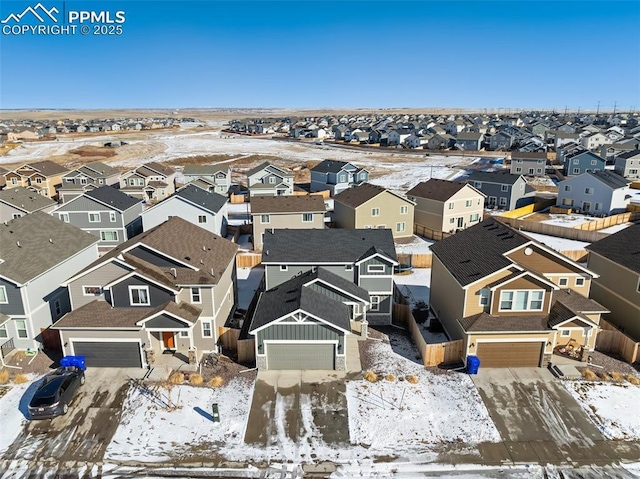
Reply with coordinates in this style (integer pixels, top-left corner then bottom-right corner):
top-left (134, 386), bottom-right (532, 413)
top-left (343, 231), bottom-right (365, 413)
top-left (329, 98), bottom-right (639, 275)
top-left (119, 162), bottom-right (176, 203)
top-left (586, 225), bottom-right (640, 341)
top-left (310, 160), bottom-right (370, 195)
top-left (454, 132), bottom-right (484, 151)
top-left (333, 183), bottom-right (415, 239)
top-left (0, 213), bottom-right (99, 362)
top-left (407, 179), bottom-right (485, 235)
top-left (250, 195), bottom-right (326, 251)
top-left (556, 170), bottom-right (631, 215)
top-left (141, 184), bottom-right (228, 237)
top-left (3, 161), bottom-right (69, 200)
top-left (465, 171), bottom-right (531, 210)
top-left (510, 152), bottom-right (547, 177)
top-left (52, 217), bottom-right (238, 368)
top-left (430, 218), bottom-right (607, 368)
top-left (183, 164), bottom-right (231, 195)
top-left (562, 150), bottom-right (606, 177)
top-left (246, 162), bottom-right (294, 197)
top-left (0, 187), bottom-right (56, 223)
top-left (57, 161), bottom-right (121, 203)
top-left (614, 149), bottom-right (640, 180)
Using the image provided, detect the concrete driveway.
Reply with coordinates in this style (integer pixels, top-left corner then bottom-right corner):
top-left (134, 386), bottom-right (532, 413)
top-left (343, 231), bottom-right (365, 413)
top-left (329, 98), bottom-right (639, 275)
top-left (244, 370), bottom-right (349, 447)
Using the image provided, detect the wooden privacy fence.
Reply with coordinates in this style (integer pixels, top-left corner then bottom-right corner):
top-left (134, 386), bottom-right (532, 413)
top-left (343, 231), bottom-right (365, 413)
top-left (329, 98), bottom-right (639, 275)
top-left (575, 211), bottom-right (640, 231)
top-left (396, 252), bottom-right (432, 268)
top-left (497, 217), bottom-right (609, 243)
top-left (500, 198), bottom-right (556, 219)
top-left (413, 224), bottom-right (452, 241)
top-left (236, 253), bottom-right (262, 268)
top-left (218, 327), bottom-right (240, 351)
top-left (291, 189), bottom-right (331, 199)
top-left (217, 327), bottom-right (256, 363)
top-left (237, 338), bottom-right (256, 363)
top-left (230, 193), bottom-right (247, 204)
top-left (596, 319), bottom-right (639, 364)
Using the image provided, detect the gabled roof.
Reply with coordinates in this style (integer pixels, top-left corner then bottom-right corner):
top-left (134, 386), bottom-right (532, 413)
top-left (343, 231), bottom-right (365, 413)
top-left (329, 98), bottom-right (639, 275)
top-left (69, 161), bottom-right (119, 179)
top-left (312, 159), bottom-right (358, 174)
top-left (0, 187), bottom-right (56, 212)
top-left (616, 148), bottom-right (640, 160)
top-left (584, 170), bottom-right (629, 190)
top-left (465, 171), bottom-right (525, 185)
top-left (12, 160), bottom-right (68, 177)
top-left (511, 152), bottom-right (547, 160)
top-left (333, 183), bottom-right (413, 208)
top-left (0, 212), bottom-right (98, 285)
top-left (587, 224), bottom-right (640, 274)
top-left (262, 228), bottom-right (397, 264)
top-left (143, 162), bottom-right (175, 176)
top-left (183, 164), bottom-right (230, 176)
top-left (311, 267), bottom-right (370, 302)
top-left (407, 178), bottom-right (480, 202)
top-left (85, 186), bottom-right (142, 211)
top-left (174, 184), bottom-right (227, 213)
top-left (250, 195), bottom-right (326, 214)
top-left (456, 132), bottom-right (483, 141)
top-left (246, 161), bottom-right (293, 178)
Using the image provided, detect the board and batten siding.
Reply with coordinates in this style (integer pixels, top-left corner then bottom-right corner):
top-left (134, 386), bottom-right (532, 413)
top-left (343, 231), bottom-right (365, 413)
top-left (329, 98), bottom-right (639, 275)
top-left (256, 322), bottom-right (344, 351)
top-left (265, 264), bottom-right (354, 289)
top-left (0, 277), bottom-right (24, 315)
top-left (212, 260), bottom-right (236, 329)
top-left (69, 262), bottom-right (131, 309)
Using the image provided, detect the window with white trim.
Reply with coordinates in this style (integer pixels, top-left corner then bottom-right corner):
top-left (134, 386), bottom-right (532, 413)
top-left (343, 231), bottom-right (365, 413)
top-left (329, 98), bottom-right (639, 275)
top-left (499, 290), bottom-right (544, 311)
top-left (575, 277), bottom-right (585, 287)
top-left (59, 213), bottom-right (70, 223)
top-left (0, 324), bottom-right (7, 338)
top-left (559, 277), bottom-right (568, 287)
top-left (268, 176), bottom-right (276, 184)
top-left (501, 185), bottom-right (509, 192)
top-left (12, 213), bottom-right (22, 219)
top-left (129, 286), bottom-right (150, 306)
top-left (280, 265), bottom-right (288, 271)
top-left (179, 330), bottom-right (189, 337)
top-left (470, 213), bottom-right (480, 222)
top-left (499, 197), bottom-right (507, 206)
top-left (10, 178), bottom-right (17, 185)
top-left (465, 200), bottom-right (472, 207)
top-left (88, 212), bottom-right (100, 222)
top-left (302, 213), bottom-right (313, 222)
top-left (54, 300), bottom-right (61, 317)
top-left (585, 187), bottom-right (594, 195)
top-left (448, 202), bottom-right (454, 210)
top-left (83, 286), bottom-right (102, 296)
top-left (109, 212), bottom-right (117, 222)
top-left (561, 329), bottom-right (570, 337)
top-left (191, 287), bottom-right (201, 304)
top-left (15, 320), bottom-right (28, 339)
top-left (564, 185), bottom-right (571, 192)
top-left (367, 264), bottom-right (385, 273)
top-left (370, 296), bottom-right (381, 311)
top-left (400, 205), bottom-right (408, 214)
top-left (198, 215), bottom-right (207, 224)
top-left (479, 288), bottom-right (490, 306)
top-left (345, 264), bottom-right (353, 271)
top-left (202, 321), bottom-right (212, 338)
top-left (0, 286), bottom-right (7, 304)
top-left (396, 222), bottom-right (406, 233)
top-left (371, 208), bottom-right (380, 217)
top-left (261, 215), bottom-right (270, 224)
top-left (100, 231), bottom-right (118, 241)
top-left (573, 168), bottom-right (580, 174)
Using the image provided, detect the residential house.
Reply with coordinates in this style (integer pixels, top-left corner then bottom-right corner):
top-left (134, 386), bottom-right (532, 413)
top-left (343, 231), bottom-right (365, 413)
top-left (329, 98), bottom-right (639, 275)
top-left (488, 131), bottom-right (514, 151)
top-left (510, 152), bottom-right (547, 177)
top-left (454, 132), bottom-right (484, 151)
top-left (427, 134), bottom-right (454, 150)
top-left (310, 160), bottom-right (369, 195)
top-left (555, 131), bottom-right (581, 149)
top-left (182, 164), bottom-right (231, 195)
top-left (614, 149), bottom-right (640, 180)
top-left (556, 170), bottom-right (631, 215)
top-left (333, 183), bottom-right (415, 239)
top-left (250, 195), bottom-right (325, 251)
top-left (141, 184), bottom-right (228, 238)
top-left (562, 150), bottom-right (606, 177)
top-left (430, 218), bottom-right (606, 368)
top-left (119, 162), bottom-right (176, 203)
top-left (407, 179), bottom-right (485, 235)
top-left (3, 161), bottom-right (69, 200)
top-left (57, 161), bottom-right (121, 203)
top-left (586, 225), bottom-right (640, 340)
top-left (601, 140), bottom-right (640, 162)
top-left (52, 217), bottom-right (238, 368)
top-left (0, 213), bottom-right (99, 361)
top-left (246, 162), bottom-right (294, 197)
top-left (7, 128), bottom-right (41, 141)
top-left (260, 228), bottom-right (397, 326)
top-left (52, 186), bottom-right (144, 250)
top-left (465, 171), bottom-right (530, 210)
top-left (581, 132), bottom-right (609, 151)
top-left (0, 167), bottom-right (7, 190)
top-left (0, 187), bottom-right (56, 223)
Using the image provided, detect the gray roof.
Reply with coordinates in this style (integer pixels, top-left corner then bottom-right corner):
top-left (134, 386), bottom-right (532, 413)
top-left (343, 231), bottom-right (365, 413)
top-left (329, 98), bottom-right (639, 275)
top-left (311, 160), bottom-right (352, 174)
top-left (85, 186), bottom-right (142, 211)
top-left (175, 184), bottom-right (227, 213)
top-left (12, 160), bottom-right (68, 177)
top-left (314, 267), bottom-right (370, 302)
top-left (586, 170), bottom-right (629, 190)
top-left (511, 152), bottom-right (547, 160)
top-left (587, 223), bottom-right (640, 274)
top-left (456, 132), bottom-right (482, 141)
top-left (430, 218), bottom-right (530, 287)
top-left (246, 161), bottom-right (293, 178)
top-left (0, 187), bottom-right (56, 212)
top-left (616, 149), bottom-right (640, 159)
top-left (407, 179), bottom-right (467, 202)
top-left (183, 164), bottom-right (229, 176)
top-left (250, 195), bottom-right (326, 214)
top-left (72, 162), bottom-right (119, 179)
top-left (465, 171), bottom-right (525, 185)
top-left (0, 212), bottom-right (98, 285)
top-left (261, 228), bottom-right (397, 264)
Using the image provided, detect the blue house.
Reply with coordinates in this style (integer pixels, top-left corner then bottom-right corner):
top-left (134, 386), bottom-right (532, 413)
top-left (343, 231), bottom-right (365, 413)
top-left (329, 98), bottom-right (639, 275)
top-left (310, 160), bottom-right (369, 195)
top-left (563, 150), bottom-right (606, 177)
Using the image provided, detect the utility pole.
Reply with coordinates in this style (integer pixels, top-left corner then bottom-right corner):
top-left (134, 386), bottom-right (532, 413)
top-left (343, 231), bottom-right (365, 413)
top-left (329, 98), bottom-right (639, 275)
top-left (564, 106), bottom-right (568, 116)
top-left (596, 100), bottom-right (601, 115)
top-left (613, 101), bottom-right (617, 116)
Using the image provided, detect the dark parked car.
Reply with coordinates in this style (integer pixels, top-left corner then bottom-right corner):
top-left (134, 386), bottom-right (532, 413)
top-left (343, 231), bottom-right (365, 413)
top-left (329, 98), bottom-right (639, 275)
top-left (28, 367), bottom-right (85, 419)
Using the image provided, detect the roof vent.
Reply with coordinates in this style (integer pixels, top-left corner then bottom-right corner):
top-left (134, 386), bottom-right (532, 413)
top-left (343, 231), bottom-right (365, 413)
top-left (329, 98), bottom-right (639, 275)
top-left (170, 268), bottom-right (177, 278)
top-left (49, 238), bottom-right (53, 244)
top-left (202, 246), bottom-right (206, 251)
top-left (200, 259), bottom-right (204, 265)
top-left (210, 268), bottom-right (215, 276)
top-left (16, 241), bottom-right (21, 247)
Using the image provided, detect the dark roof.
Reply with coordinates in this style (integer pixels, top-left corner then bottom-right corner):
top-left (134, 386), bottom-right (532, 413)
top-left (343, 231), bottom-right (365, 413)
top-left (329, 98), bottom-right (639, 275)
top-left (15, 160), bottom-right (68, 177)
top-left (261, 228), bottom-right (397, 264)
top-left (314, 267), bottom-right (370, 302)
top-left (333, 183), bottom-right (390, 208)
top-left (0, 187), bottom-right (56, 212)
top-left (511, 152), bottom-right (547, 160)
top-left (430, 218), bottom-right (530, 287)
top-left (456, 132), bottom-right (482, 141)
top-left (586, 170), bottom-right (629, 190)
top-left (250, 195), bottom-right (326, 214)
top-left (143, 162), bottom-right (175, 176)
top-left (85, 186), bottom-right (142, 211)
top-left (175, 184), bottom-right (227, 213)
top-left (77, 161), bottom-right (119, 178)
top-left (553, 288), bottom-right (609, 314)
top-left (460, 312), bottom-right (549, 332)
top-left (183, 164), bottom-right (229, 176)
top-left (311, 159), bottom-right (350, 174)
top-left (248, 270), bottom-right (351, 333)
top-left (617, 149), bottom-right (640, 159)
top-left (465, 171), bottom-right (525, 185)
top-left (407, 179), bottom-right (467, 201)
top-left (586, 224), bottom-right (640, 274)
top-left (246, 161), bottom-right (293, 178)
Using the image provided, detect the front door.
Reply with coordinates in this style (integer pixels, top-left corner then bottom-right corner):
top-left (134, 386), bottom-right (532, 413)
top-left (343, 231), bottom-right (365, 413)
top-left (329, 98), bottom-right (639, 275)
top-left (162, 332), bottom-right (175, 350)
top-left (582, 202), bottom-right (591, 212)
top-left (457, 217), bottom-right (464, 228)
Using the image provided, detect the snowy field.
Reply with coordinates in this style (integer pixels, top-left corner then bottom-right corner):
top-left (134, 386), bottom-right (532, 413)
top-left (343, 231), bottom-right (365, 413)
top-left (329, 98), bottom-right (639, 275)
top-left (564, 381), bottom-right (640, 441)
top-left (394, 268), bottom-right (431, 306)
top-left (540, 214), bottom-right (598, 228)
top-left (237, 266), bottom-right (264, 310)
top-left (521, 231), bottom-right (591, 252)
top-left (599, 222), bottom-right (632, 234)
top-left (0, 375), bottom-right (41, 456)
top-left (395, 235), bottom-right (435, 254)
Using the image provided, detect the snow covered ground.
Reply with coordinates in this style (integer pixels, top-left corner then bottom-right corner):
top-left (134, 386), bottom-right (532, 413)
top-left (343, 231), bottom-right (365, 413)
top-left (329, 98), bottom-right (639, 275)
top-left (368, 158), bottom-right (465, 194)
top-left (540, 214), bottom-right (598, 228)
top-left (564, 381), bottom-right (640, 441)
top-left (599, 222), bottom-right (632, 234)
top-left (0, 375), bottom-right (41, 456)
top-left (520, 231), bottom-right (591, 252)
top-left (395, 235), bottom-right (435, 254)
top-left (237, 266), bottom-right (264, 310)
top-left (394, 268), bottom-right (431, 306)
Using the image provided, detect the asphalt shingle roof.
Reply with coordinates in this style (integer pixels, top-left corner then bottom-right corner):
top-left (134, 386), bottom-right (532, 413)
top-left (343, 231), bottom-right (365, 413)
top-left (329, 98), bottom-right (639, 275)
top-left (175, 184), bottom-right (227, 213)
top-left (183, 164), bottom-right (229, 175)
top-left (465, 171), bottom-right (524, 185)
top-left (407, 179), bottom-right (467, 202)
top-left (460, 313), bottom-right (549, 332)
top-left (85, 186), bottom-right (142, 211)
top-left (586, 223), bottom-right (640, 274)
top-left (250, 195), bottom-right (326, 214)
top-left (311, 159), bottom-right (350, 174)
top-left (333, 183), bottom-right (388, 208)
top-left (586, 170), bottom-right (629, 190)
top-left (15, 160), bottom-right (68, 177)
top-left (0, 187), bottom-right (56, 212)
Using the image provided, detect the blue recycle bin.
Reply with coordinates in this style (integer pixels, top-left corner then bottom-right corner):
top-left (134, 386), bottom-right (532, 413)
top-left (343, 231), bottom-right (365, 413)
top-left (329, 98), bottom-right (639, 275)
top-left (467, 355), bottom-right (481, 375)
top-left (60, 355), bottom-right (86, 370)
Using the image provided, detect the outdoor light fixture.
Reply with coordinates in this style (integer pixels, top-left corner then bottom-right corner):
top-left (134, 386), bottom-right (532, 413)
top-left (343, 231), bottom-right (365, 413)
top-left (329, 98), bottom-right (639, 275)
top-left (469, 343), bottom-right (475, 349)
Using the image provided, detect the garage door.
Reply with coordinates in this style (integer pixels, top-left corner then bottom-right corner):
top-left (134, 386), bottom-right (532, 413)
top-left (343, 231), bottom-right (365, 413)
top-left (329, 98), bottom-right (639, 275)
top-left (72, 341), bottom-right (142, 368)
top-left (267, 343), bottom-right (335, 370)
top-left (476, 342), bottom-right (544, 368)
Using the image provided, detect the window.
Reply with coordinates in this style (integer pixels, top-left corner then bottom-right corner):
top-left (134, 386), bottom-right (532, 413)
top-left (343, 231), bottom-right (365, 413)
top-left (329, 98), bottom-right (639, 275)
top-left (479, 288), bottom-right (490, 306)
top-left (83, 286), bottom-right (102, 296)
top-left (129, 286), bottom-right (150, 306)
top-left (79, 178), bottom-right (87, 185)
top-left (448, 202), bottom-right (454, 210)
top-left (367, 264), bottom-right (385, 273)
top-left (594, 203), bottom-right (602, 211)
top-left (0, 324), bottom-right (7, 339)
top-left (465, 200), bottom-right (472, 207)
top-left (100, 231), bottom-right (118, 241)
top-left (260, 215), bottom-right (270, 224)
top-left (573, 168), bottom-right (580, 174)
top-left (559, 277), bottom-right (568, 287)
top-left (35, 177), bottom-right (43, 184)
top-left (191, 287), bottom-right (201, 304)
top-left (345, 264), bottom-right (353, 271)
top-left (10, 177), bottom-right (17, 185)
top-left (395, 222), bottom-right (406, 233)
top-left (573, 159), bottom-right (580, 164)
top-left (58, 212), bottom-right (69, 223)
top-left (470, 213), bottom-right (480, 222)
top-left (269, 176), bottom-right (276, 184)
top-left (400, 205), bottom-right (408, 214)
top-left (370, 296), bottom-right (381, 311)
top-left (474, 181), bottom-right (482, 188)
top-left (450, 218), bottom-right (455, 224)
top-left (562, 198), bottom-right (574, 206)
top-left (499, 290), bottom-right (544, 311)
top-left (202, 321), bottom-right (212, 338)
top-left (360, 172), bottom-right (366, 179)
top-left (179, 330), bottom-right (189, 338)
top-left (536, 168), bottom-right (542, 174)
top-left (561, 329), bottom-right (571, 337)
top-left (591, 160), bottom-right (597, 166)
top-left (16, 320), bottom-right (28, 339)
top-left (280, 265), bottom-right (288, 271)
top-left (54, 300), bottom-right (61, 317)
top-left (12, 213), bottom-right (21, 219)
top-left (585, 187), bottom-right (593, 195)
top-left (501, 185), bottom-right (509, 192)
top-left (515, 167), bottom-right (522, 173)
top-left (198, 215), bottom-right (207, 224)
top-left (564, 185), bottom-right (571, 192)
top-left (302, 213), bottom-right (313, 222)
top-left (109, 212), bottom-right (117, 222)
top-left (499, 197), bottom-right (507, 206)
top-left (88, 213), bottom-right (100, 223)
top-left (371, 208), bottom-right (380, 217)
top-left (575, 277), bottom-right (585, 287)
top-left (0, 286), bottom-right (6, 304)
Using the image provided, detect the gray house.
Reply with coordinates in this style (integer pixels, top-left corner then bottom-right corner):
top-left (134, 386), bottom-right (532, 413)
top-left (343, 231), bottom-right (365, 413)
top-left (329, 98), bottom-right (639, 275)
top-left (465, 171), bottom-right (530, 210)
top-left (563, 150), bottom-right (607, 177)
top-left (0, 212), bottom-right (99, 362)
top-left (261, 228), bottom-right (397, 325)
top-left (310, 160), bottom-right (370, 195)
top-left (183, 165), bottom-right (231, 195)
top-left (510, 152), bottom-right (547, 177)
top-left (455, 132), bottom-right (484, 151)
top-left (246, 162), bottom-right (294, 197)
top-left (57, 162), bottom-right (121, 203)
top-left (0, 187), bottom-right (56, 223)
top-left (489, 131), bottom-right (514, 151)
top-left (52, 186), bottom-right (144, 251)
top-left (556, 171), bottom-right (631, 215)
top-left (614, 149), bottom-right (640, 180)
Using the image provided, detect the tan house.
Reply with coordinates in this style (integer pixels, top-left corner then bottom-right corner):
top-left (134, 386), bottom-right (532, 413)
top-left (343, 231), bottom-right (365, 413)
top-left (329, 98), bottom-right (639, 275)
top-left (119, 162), bottom-right (176, 203)
top-left (250, 195), bottom-right (326, 251)
top-left (333, 183), bottom-right (415, 239)
top-left (586, 224), bottom-right (640, 341)
top-left (3, 161), bottom-right (69, 200)
top-left (430, 217), bottom-right (608, 368)
top-left (407, 179), bottom-right (485, 235)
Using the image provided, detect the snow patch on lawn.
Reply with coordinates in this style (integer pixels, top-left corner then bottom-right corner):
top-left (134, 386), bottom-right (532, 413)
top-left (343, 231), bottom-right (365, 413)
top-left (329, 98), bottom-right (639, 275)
top-left (521, 231), bottom-right (590, 252)
top-left (541, 214), bottom-right (597, 228)
top-left (237, 266), bottom-right (264, 310)
top-left (394, 268), bottom-right (431, 307)
top-left (395, 235), bottom-right (435, 254)
top-left (0, 374), bottom-right (41, 456)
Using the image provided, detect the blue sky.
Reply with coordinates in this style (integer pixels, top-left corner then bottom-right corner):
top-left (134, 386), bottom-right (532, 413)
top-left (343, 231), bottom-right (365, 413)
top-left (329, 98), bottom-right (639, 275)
top-left (1, 0), bottom-right (639, 110)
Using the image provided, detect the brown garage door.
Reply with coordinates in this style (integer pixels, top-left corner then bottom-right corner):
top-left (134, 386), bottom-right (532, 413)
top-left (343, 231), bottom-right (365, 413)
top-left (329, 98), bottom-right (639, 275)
top-left (476, 342), bottom-right (544, 368)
